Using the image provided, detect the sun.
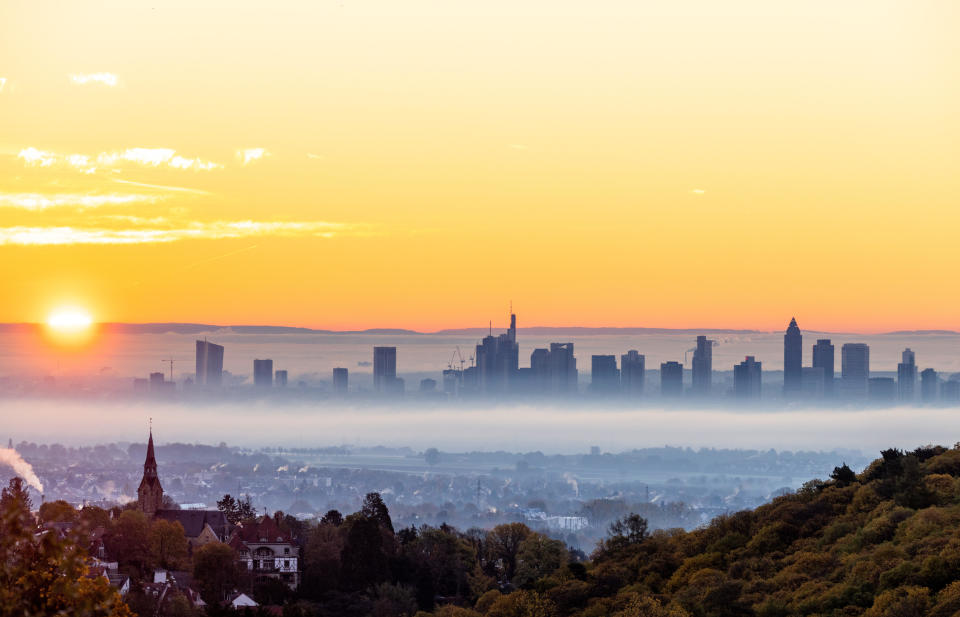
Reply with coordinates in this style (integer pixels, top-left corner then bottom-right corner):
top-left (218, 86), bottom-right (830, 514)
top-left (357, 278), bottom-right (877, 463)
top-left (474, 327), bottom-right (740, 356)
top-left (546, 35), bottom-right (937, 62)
top-left (44, 306), bottom-right (96, 346)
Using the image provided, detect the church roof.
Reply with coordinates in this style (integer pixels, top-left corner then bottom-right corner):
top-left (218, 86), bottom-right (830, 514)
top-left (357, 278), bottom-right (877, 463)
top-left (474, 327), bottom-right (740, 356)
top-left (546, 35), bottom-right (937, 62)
top-left (154, 509), bottom-right (230, 539)
top-left (145, 430), bottom-right (157, 468)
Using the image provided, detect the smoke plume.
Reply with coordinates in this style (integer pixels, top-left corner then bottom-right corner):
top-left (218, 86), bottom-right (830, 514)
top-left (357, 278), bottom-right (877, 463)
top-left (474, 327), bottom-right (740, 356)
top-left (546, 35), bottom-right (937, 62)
top-left (0, 448), bottom-right (44, 493)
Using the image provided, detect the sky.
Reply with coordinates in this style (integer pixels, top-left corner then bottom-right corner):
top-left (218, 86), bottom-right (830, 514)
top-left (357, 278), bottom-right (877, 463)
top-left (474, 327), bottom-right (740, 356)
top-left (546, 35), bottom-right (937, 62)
top-left (1, 0), bottom-right (958, 332)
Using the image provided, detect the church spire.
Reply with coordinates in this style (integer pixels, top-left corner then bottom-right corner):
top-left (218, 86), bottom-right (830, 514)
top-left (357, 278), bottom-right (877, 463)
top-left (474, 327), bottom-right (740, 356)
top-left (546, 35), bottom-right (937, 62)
top-left (144, 425), bottom-right (158, 479)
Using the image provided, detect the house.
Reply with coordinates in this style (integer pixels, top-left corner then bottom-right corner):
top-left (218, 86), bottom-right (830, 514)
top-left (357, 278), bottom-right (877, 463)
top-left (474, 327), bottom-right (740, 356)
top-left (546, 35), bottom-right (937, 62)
top-left (230, 516), bottom-right (300, 590)
top-left (228, 592), bottom-right (258, 608)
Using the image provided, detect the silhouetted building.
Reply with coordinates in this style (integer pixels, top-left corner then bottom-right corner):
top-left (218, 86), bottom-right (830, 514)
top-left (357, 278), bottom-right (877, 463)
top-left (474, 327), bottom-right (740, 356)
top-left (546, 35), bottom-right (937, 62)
top-left (332, 368), bottom-right (348, 395)
top-left (942, 380), bottom-right (960, 403)
top-left (801, 367), bottom-right (825, 398)
top-left (921, 368), bottom-right (938, 402)
top-left (442, 369), bottom-right (462, 395)
top-left (841, 343), bottom-right (870, 398)
top-left (149, 372), bottom-right (165, 391)
top-left (373, 347), bottom-right (397, 393)
top-left (275, 370), bottom-right (288, 387)
top-left (419, 378), bottom-right (437, 392)
top-left (133, 378), bottom-right (149, 393)
top-left (660, 361), bottom-right (683, 397)
top-left (869, 377), bottom-right (896, 402)
top-left (254, 359), bottom-right (273, 388)
top-left (195, 339), bottom-right (224, 386)
top-left (812, 339), bottom-right (834, 396)
top-left (590, 355), bottom-right (619, 394)
top-left (783, 318), bottom-right (802, 396)
top-left (475, 314), bottom-right (519, 394)
top-left (733, 356), bottom-right (761, 399)
top-left (529, 343), bottom-right (577, 394)
top-left (137, 430), bottom-right (164, 517)
top-left (897, 348), bottom-right (917, 402)
top-left (691, 336), bottom-right (713, 396)
top-left (620, 350), bottom-right (645, 396)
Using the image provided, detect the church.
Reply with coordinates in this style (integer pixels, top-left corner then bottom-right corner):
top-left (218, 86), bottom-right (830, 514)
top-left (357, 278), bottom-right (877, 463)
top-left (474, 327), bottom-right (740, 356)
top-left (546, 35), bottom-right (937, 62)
top-left (136, 430), bottom-right (231, 548)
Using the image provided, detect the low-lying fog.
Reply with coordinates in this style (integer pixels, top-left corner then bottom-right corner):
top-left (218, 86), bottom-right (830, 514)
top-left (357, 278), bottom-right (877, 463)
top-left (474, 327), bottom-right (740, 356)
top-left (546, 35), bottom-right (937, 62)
top-left (3, 400), bottom-right (957, 454)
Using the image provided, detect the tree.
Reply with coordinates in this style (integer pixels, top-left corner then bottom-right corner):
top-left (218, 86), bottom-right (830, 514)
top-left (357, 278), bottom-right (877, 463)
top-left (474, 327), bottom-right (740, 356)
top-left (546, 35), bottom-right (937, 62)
top-left (362, 492), bottom-right (394, 532)
top-left (320, 509), bottom-right (344, 526)
top-left (217, 494), bottom-right (257, 525)
top-left (424, 448), bottom-right (441, 466)
top-left (0, 477), bottom-right (33, 514)
top-left (193, 542), bottom-right (240, 604)
top-left (513, 534), bottom-right (567, 588)
top-left (831, 463), bottom-right (858, 487)
top-left (604, 514), bottom-right (649, 551)
top-left (38, 499), bottom-right (78, 525)
top-left (106, 510), bottom-right (154, 576)
top-left (0, 493), bottom-right (134, 616)
top-left (150, 518), bottom-right (189, 570)
top-left (341, 515), bottom-right (390, 590)
top-left (485, 523), bottom-right (533, 583)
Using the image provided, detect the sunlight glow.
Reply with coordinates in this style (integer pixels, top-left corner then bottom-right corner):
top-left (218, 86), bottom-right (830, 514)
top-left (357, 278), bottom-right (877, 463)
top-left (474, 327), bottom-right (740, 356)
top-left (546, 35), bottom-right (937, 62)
top-left (47, 307), bottom-right (93, 332)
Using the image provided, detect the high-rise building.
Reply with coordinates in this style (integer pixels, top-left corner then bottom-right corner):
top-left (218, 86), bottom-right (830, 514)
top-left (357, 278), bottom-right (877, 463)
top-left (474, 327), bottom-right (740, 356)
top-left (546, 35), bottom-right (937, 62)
top-left (691, 336), bottom-right (713, 395)
top-left (942, 380), bottom-right (960, 403)
top-left (149, 372), bottom-right (166, 390)
top-left (783, 318), bottom-right (802, 396)
top-left (253, 359), bottom-right (273, 387)
top-left (812, 339), bottom-right (834, 396)
top-left (660, 361), bottom-right (684, 397)
top-left (620, 350), bottom-right (645, 396)
top-left (841, 343), bottom-right (870, 398)
top-left (921, 368), bottom-right (938, 402)
top-left (529, 344), bottom-right (577, 394)
top-left (897, 348), bottom-right (917, 401)
top-left (195, 339), bottom-right (224, 386)
top-left (590, 355), bottom-right (619, 394)
top-left (869, 377), bottom-right (896, 402)
top-left (801, 367), bottom-right (825, 397)
top-left (475, 314), bottom-right (520, 394)
top-left (733, 356), bottom-right (762, 399)
top-left (275, 370), bottom-right (288, 387)
top-left (373, 347), bottom-right (397, 392)
top-left (333, 367), bottom-right (348, 394)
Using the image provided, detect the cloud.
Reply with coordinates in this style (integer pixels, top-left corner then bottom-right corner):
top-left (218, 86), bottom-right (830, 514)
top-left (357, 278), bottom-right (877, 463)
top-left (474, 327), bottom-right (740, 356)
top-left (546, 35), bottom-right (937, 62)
top-left (0, 220), bottom-right (353, 245)
top-left (237, 148), bottom-right (269, 165)
top-left (690, 189), bottom-right (706, 195)
top-left (0, 192), bottom-right (162, 210)
top-left (111, 178), bottom-right (210, 195)
top-left (69, 72), bottom-right (118, 87)
top-left (306, 153), bottom-right (323, 160)
top-left (0, 78), bottom-right (6, 93)
top-left (16, 146), bottom-right (221, 173)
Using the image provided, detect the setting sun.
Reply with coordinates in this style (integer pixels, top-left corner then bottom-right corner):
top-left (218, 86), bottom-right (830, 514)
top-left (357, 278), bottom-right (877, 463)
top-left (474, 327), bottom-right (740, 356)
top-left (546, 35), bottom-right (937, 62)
top-left (44, 306), bottom-right (95, 346)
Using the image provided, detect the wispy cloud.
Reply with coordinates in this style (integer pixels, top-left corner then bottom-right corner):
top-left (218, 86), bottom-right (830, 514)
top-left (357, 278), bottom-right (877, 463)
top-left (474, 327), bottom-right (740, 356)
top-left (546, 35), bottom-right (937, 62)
top-left (237, 148), bottom-right (269, 165)
top-left (0, 221), bottom-right (353, 246)
top-left (306, 153), bottom-right (323, 160)
top-left (111, 178), bottom-right (210, 195)
top-left (69, 72), bottom-right (118, 87)
top-left (0, 192), bottom-right (162, 210)
top-left (17, 147), bottom-right (221, 173)
top-left (690, 189), bottom-right (706, 195)
top-left (0, 78), bottom-right (7, 93)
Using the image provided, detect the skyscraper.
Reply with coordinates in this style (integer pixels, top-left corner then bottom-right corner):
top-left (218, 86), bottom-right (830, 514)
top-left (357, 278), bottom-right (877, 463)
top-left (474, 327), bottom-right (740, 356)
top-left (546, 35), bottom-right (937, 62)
top-left (733, 356), bottom-right (762, 399)
top-left (812, 339), bottom-right (834, 396)
top-left (195, 339), bottom-right (224, 386)
top-left (921, 368), bottom-right (938, 402)
top-left (475, 313), bottom-right (519, 394)
top-left (620, 350), bottom-right (645, 396)
top-left (897, 348), bottom-right (917, 401)
top-left (333, 367), bottom-right (348, 395)
top-left (373, 346), bottom-right (397, 392)
top-left (660, 361), bottom-right (684, 397)
top-left (841, 343), bottom-right (870, 398)
top-left (253, 359), bottom-right (273, 387)
top-left (548, 343), bottom-right (578, 394)
top-left (275, 370), bottom-right (288, 387)
top-left (783, 318), bottom-right (802, 396)
top-left (691, 335), bottom-right (713, 396)
top-left (590, 355), bottom-right (619, 394)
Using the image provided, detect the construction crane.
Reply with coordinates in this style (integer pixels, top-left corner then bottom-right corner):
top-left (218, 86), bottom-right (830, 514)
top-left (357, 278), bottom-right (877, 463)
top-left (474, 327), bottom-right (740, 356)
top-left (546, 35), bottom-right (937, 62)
top-left (161, 357), bottom-right (187, 382)
top-left (447, 346), bottom-right (466, 372)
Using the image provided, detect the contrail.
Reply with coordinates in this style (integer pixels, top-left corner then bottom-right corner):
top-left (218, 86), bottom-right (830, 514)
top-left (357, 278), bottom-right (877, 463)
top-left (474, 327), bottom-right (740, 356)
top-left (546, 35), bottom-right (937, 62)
top-left (111, 178), bottom-right (211, 195)
top-left (0, 448), bottom-right (43, 492)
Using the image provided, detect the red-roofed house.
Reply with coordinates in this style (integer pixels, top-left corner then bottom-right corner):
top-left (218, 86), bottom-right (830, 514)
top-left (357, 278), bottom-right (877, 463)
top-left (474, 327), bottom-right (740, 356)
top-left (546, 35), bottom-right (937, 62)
top-left (230, 516), bottom-right (299, 590)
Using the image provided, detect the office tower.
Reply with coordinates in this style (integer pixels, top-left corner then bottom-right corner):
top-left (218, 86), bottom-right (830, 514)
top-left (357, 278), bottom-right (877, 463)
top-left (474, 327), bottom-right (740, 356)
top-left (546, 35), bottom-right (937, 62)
top-left (149, 372), bottom-right (165, 391)
top-left (442, 369), bottom-right (462, 395)
top-left (253, 359), bottom-right (273, 387)
top-left (942, 380), bottom-right (960, 403)
top-left (660, 361), bottom-right (684, 397)
top-left (783, 318), bottom-right (802, 396)
top-left (869, 377), bottom-right (896, 402)
top-left (373, 346), bottom-right (397, 392)
top-left (921, 368), bottom-right (938, 402)
top-left (620, 350), bottom-right (645, 396)
top-left (590, 355), bottom-right (619, 394)
top-left (419, 378), bottom-right (437, 392)
top-left (333, 367), bottom-right (349, 395)
top-left (801, 367), bottom-right (825, 397)
top-left (475, 313), bottom-right (520, 394)
top-left (691, 335), bottom-right (713, 395)
top-left (897, 348), bottom-right (917, 401)
top-left (548, 343), bottom-right (578, 394)
top-left (195, 339), bottom-right (224, 386)
top-left (841, 343), bottom-right (870, 398)
top-left (530, 348), bottom-right (551, 393)
top-left (274, 370), bottom-right (288, 387)
top-left (812, 339), bottom-right (834, 396)
top-left (733, 356), bottom-right (762, 399)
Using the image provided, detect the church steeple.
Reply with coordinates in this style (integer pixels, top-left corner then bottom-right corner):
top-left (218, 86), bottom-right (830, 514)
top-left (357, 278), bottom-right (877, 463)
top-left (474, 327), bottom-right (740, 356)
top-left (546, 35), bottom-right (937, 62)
top-left (137, 424), bottom-right (164, 517)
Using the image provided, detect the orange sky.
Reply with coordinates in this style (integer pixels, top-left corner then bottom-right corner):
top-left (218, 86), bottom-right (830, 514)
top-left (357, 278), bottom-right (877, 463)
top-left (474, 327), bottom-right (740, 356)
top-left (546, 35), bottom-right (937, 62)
top-left (1, 0), bottom-right (958, 332)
